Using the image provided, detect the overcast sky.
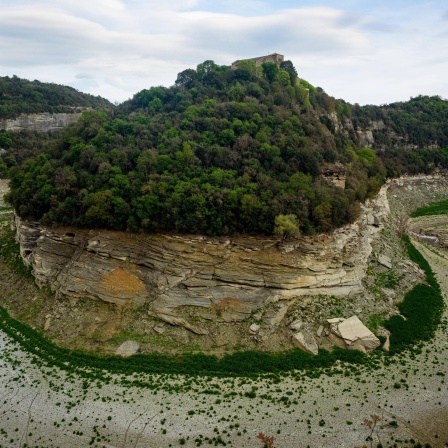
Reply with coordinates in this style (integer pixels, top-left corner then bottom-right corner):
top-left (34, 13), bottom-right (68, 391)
top-left (1, 0), bottom-right (447, 105)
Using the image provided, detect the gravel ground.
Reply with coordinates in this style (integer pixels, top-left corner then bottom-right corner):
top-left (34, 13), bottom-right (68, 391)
top-left (0, 256), bottom-right (447, 448)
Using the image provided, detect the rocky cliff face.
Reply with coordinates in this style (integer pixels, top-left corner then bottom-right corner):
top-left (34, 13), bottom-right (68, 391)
top-left (14, 186), bottom-right (390, 324)
top-left (0, 111), bottom-right (86, 132)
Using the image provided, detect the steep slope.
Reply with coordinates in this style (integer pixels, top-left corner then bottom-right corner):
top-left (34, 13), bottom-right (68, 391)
top-left (12, 183), bottom-right (388, 323)
top-left (6, 61), bottom-right (384, 236)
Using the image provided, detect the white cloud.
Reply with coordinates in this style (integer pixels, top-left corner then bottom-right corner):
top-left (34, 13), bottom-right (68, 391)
top-left (0, 1), bottom-right (446, 104)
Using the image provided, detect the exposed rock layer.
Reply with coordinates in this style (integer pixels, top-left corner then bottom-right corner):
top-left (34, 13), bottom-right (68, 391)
top-left (0, 111), bottom-right (85, 132)
top-left (14, 186), bottom-right (390, 321)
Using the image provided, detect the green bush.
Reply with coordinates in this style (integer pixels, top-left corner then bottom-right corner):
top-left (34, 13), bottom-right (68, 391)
top-left (384, 236), bottom-right (444, 354)
top-left (410, 199), bottom-right (448, 217)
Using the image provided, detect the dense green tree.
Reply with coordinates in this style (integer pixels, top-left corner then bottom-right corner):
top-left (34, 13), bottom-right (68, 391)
top-left (0, 75), bottom-right (112, 118)
top-left (280, 60), bottom-right (299, 83)
top-left (274, 214), bottom-right (301, 240)
top-left (261, 62), bottom-right (279, 82)
top-left (6, 61), bottom-right (448, 237)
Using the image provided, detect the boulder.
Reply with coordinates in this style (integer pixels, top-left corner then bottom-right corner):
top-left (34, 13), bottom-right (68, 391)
top-left (329, 315), bottom-right (380, 352)
top-left (289, 319), bottom-right (302, 331)
top-left (378, 254), bottom-right (392, 269)
top-left (292, 331), bottom-right (319, 355)
top-left (115, 340), bottom-right (140, 357)
top-left (249, 323), bottom-right (261, 334)
top-left (327, 331), bottom-right (348, 349)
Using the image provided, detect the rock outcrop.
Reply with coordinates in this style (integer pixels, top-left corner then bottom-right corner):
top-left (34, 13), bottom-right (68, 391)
top-left (0, 111), bottom-right (85, 132)
top-left (326, 316), bottom-right (380, 353)
top-left (13, 185), bottom-right (390, 324)
top-left (115, 340), bottom-right (140, 357)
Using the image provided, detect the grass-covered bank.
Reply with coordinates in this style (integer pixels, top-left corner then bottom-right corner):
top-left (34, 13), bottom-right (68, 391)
top-left (0, 229), bottom-right (444, 379)
top-left (410, 198), bottom-right (448, 217)
top-left (0, 305), bottom-right (371, 379)
top-left (383, 235), bottom-right (445, 354)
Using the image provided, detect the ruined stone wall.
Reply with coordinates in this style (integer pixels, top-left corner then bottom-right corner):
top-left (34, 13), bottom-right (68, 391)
top-left (231, 53), bottom-right (284, 69)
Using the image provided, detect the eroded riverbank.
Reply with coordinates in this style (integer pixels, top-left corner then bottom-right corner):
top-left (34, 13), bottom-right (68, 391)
top-left (0, 176), bottom-right (448, 447)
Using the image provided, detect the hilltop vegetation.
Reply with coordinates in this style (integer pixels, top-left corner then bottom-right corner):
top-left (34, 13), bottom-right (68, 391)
top-left (355, 95), bottom-right (448, 177)
top-left (0, 75), bottom-right (113, 119)
top-left (4, 60), bottom-right (448, 236)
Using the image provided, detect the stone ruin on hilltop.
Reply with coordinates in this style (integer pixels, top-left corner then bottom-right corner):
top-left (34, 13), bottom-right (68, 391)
top-left (231, 52), bottom-right (284, 69)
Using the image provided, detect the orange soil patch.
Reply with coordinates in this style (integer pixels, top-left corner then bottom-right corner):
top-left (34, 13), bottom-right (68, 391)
top-left (213, 298), bottom-right (245, 309)
top-left (100, 267), bottom-right (147, 298)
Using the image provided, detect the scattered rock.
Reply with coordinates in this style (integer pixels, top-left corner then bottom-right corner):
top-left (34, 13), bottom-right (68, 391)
top-left (44, 316), bottom-right (51, 331)
top-left (115, 340), bottom-right (140, 357)
top-left (378, 254), bottom-right (392, 269)
top-left (263, 304), bottom-right (290, 326)
top-left (327, 317), bottom-right (345, 325)
top-left (289, 319), bottom-right (302, 331)
top-left (382, 334), bottom-right (390, 352)
top-left (291, 331), bottom-right (319, 355)
top-left (249, 323), bottom-right (261, 334)
top-left (153, 325), bottom-right (165, 334)
top-left (381, 288), bottom-right (396, 299)
top-left (149, 312), bottom-right (208, 335)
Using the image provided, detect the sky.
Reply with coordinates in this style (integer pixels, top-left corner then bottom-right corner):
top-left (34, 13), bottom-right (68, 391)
top-left (0, 0), bottom-right (447, 105)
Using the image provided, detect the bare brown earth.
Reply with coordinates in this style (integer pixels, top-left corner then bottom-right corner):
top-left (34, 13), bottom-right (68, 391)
top-left (0, 175), bottom-right (447, 447)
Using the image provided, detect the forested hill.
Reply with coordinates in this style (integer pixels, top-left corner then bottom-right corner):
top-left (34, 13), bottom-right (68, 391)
top-left (356, 95), bottom-right (448, 177)
top-left (5, 60), bottom-right (448, 237)
top-left (0, 76), bottom-right (113, 119)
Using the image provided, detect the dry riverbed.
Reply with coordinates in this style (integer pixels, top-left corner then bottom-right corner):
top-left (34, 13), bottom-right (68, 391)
top-left (1, 176), bottom-right (448, 448)
top-left (0, 245), bottom-right (447, 448)
top-left (0, 256), bottom-right (448, 448)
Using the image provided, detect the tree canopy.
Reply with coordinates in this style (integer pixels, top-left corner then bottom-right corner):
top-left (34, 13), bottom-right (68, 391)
top-left (0, 76), bottom-right (113, 119)
top-left (5, 62), bottom-right (448, 237)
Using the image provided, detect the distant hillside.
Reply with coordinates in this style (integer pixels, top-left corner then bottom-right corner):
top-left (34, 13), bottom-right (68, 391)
top-left (5, 60), bottom-right (448, 236)
top-left (0, 75), bottom-right (113, 119)
top-left (352, 95), bottom-right (448, 177)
